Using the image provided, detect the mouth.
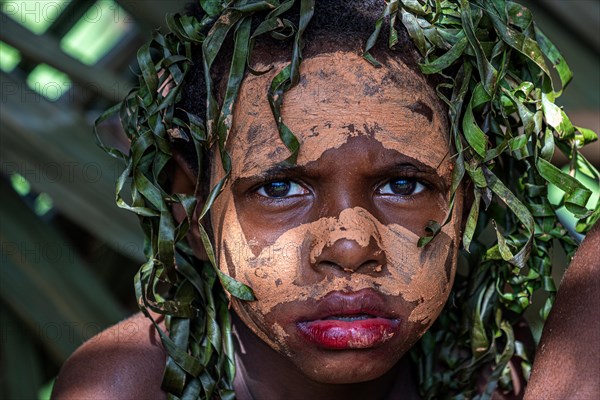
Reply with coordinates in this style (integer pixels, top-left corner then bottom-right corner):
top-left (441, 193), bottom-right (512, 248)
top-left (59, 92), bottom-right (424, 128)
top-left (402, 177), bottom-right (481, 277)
top-left (296, 290), bottom-right (401, 350)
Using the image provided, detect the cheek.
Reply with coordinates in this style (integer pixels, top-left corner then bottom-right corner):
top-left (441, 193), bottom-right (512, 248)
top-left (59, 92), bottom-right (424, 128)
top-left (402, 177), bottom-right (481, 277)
top-left (217, 195), bottom-right (300, 351)
top-left (218, 202), bottom-right (458, 341)
top-left (389, 189), bottom-right (463, 328)
top-left (380, 225), bottom-right (455, 325)
top-left (219, 201), bottom-right (302, 312)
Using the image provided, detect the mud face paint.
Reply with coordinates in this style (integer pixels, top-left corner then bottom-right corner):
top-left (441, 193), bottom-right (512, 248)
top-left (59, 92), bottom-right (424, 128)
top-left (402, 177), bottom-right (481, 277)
top-left (229, 51), bottom-right (452, 181)
top-left (209, 50), bottom-right (463, 382)
top-left (219, 204), bottom-right (456, 350)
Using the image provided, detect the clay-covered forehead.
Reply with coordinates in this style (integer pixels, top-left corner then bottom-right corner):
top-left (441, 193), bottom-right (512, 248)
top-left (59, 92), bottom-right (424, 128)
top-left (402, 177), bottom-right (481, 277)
top-left (226, 51), bottom-right (451, 181)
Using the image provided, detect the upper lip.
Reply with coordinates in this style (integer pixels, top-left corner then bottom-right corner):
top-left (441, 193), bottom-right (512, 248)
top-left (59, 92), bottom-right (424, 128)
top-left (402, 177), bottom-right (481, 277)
top-left (297, 289), bottom-right (399, 322)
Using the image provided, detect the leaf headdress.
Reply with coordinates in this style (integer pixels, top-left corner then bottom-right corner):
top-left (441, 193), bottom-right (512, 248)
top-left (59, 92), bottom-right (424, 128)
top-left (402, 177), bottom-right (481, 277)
top-left (95, 0), bottom-right (598, 398)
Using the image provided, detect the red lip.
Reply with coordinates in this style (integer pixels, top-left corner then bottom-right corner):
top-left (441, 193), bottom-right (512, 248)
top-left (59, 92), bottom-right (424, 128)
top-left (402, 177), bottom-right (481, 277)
top-left (296, 289), bottom-right (401, 350)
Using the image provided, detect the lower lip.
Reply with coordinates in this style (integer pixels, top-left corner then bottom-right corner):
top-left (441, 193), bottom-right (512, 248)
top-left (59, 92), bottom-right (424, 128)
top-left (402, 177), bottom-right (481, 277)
top-left (297, 318), bottom-right (401, 350)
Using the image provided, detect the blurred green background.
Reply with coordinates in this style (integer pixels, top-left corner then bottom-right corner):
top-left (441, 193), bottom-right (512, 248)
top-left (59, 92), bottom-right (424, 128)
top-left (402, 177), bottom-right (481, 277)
top-left (0, 1), bottom-right (598, 399)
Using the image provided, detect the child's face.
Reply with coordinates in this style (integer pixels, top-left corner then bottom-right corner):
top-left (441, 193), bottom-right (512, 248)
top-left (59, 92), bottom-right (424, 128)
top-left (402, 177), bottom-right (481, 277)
top-left (209, 51), bottom-right (463, 383)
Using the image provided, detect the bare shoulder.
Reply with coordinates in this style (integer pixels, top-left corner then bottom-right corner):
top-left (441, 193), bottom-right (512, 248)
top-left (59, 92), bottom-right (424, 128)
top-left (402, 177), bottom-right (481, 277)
top-left (525, 223), bottom-right (600, 399)
top-left (52, 312), bottom-right (167, 400)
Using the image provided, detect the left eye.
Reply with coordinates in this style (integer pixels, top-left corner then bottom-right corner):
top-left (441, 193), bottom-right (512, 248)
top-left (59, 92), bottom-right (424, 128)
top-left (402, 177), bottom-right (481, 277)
top-left (257, 181), bottom-right (306, 198)
top-left (378, 178), bottom-right (425, 196)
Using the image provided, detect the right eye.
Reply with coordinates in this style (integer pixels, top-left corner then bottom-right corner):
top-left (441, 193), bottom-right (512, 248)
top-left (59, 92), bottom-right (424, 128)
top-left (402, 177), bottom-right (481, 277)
top-left (256, 181), bottom-right (306, 198)
top-left (378, 178), bottom-right (425, 197)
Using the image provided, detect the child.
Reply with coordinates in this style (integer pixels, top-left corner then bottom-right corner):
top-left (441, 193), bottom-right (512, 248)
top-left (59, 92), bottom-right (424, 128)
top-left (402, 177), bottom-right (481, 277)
top-left (53, 1), bottom-right (599, 399)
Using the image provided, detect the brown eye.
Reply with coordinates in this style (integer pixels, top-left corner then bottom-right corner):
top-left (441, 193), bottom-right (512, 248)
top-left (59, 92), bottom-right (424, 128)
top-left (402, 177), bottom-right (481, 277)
top-left (257, 181), bottom-right (305, 198)
top-left (379, 178), bottom-right (424, 196)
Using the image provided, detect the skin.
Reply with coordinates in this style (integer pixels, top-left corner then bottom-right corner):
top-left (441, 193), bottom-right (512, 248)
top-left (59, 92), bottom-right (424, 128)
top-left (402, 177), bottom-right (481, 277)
top-left (54, 47), bottom-right (597, 399)
top-left (208, 51), bottom-right (464, 398)
top-left (53, 49), bottom-right (462, 399)
top-left (51, 312), bottom-right (167, 400)
top-left (524, 222), bottom-right (600, 399)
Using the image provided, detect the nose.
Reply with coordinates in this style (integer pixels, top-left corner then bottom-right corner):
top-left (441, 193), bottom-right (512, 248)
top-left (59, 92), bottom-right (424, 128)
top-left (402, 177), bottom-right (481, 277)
top-left (313, 237), bottom-right (387, 275)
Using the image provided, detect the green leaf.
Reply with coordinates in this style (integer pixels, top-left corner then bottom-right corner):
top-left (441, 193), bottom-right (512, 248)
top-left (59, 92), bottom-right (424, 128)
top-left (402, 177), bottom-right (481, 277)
top-left (417, 220), bottom-right (442, 247)
top-left (162, 317), bottom-right (191, 394)
top-left (460, 0), bottom-right (498, 95)
top-left (485, 169), bottom-right (534, 268)
top-left (364, 0), bottom-right (399, 66)
top-left (541, 79), bottom-right (575, 139)
top-left (264, 0), bottom-right (314, 164)
top-left (535, 27), bottom-right (572, 93)
top-left (481, 1), bottom-right (551, 83)
top-left (217, 271), bottom-right (256, 301)
top-left (465, 159), bottom-right (487, 188)
top-left (463, 189), bottom-right (481, 252)
top-left (232, 1), bottom-right (277, 14)
top-left (462, 84), bottom-right (489, 158)
top-left (267, 64), bottom-right (301, 164)
top-left (420, 36), bottom-right (467, 74)
top-left (137, 43), bottom-right (159, 104)
top-left (197, 221), bottom-right (256, 301)
top-left (401, 9), bottom-right (427, 56)
top-left (501, 86), bottom-right (535, 135)
top-left (574, 126), bottom-right (598, 148)
top-left (537, 158), bottom-right (592, 218)
top-left (201, 0), bottom-right (224, 17)
top-left (154, 320), bottom-right (203, 377)
top-left (471, 284), bottom-right (494, 358)
top-left (215, 15), bottom-right (252, 169)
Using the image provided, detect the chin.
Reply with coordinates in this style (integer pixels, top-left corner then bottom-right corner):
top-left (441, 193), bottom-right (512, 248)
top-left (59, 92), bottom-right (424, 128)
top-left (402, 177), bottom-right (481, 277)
top-left (291, 346), bottom-right (405, 384)
top-left (304, 366), bottom-right (393, 385)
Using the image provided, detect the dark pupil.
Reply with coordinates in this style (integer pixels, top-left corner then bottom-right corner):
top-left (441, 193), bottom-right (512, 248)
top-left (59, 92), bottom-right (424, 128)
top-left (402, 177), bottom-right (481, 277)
top-left (264, 181), bottom-right (291, 197)
top-left (390, 179), bottom-right (416, 195)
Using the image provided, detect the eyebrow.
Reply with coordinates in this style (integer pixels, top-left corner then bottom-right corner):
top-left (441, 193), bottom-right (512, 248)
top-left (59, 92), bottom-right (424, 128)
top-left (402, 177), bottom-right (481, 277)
top-left (257, 163), bottom-right (307, 178)
top-left (234, 163), bottom-right (309, 184)
top-left (239, 157), bottom-right (443, 183)
top-left (384, 161), bottom-right (438, 175)
top-left (368, 159), bottom-right (445, 182)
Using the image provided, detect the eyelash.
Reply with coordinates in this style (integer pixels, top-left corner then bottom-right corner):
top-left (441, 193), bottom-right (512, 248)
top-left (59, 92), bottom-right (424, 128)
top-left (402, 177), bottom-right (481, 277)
top-left (256, 181), bottom-right (307, 198)
top-left (252, 176), bottom-right (430, 200)
top-left (376, 178), bottom-right (427, 197)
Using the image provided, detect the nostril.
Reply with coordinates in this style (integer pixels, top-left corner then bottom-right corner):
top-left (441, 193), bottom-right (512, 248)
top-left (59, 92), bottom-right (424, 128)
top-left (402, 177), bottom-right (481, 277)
top-left (313, 238), bottom-right (387, 274)
top-left (317, 259), bottom-right (386, 274)
top-left (319, 261), bottom-right (339, 270)
top-left (359, 260), bottom-right (385, 273)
